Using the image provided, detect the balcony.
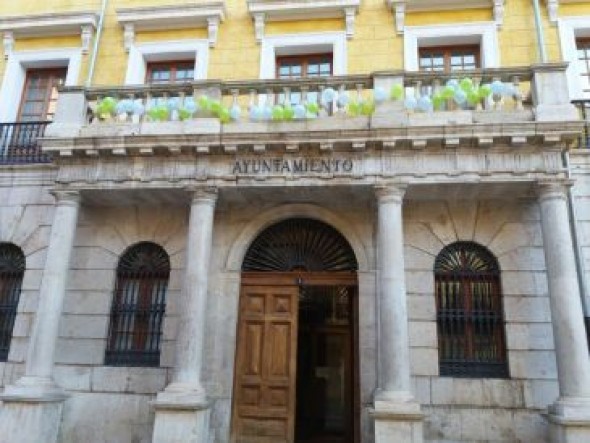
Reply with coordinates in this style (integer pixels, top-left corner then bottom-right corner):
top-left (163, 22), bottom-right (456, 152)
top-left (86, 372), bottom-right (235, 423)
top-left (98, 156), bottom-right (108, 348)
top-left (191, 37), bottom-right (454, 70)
top-left (42, 63), bottom-right (581, 157)
top-left (0, 122), bottom-right (51, 165)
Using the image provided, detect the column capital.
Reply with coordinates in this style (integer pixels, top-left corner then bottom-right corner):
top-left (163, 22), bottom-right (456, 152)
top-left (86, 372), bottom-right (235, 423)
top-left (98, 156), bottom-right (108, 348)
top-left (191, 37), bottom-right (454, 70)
top-left (187, 186), bottom-right (218, 206)
top-left (50, 190), bottom-right (81, 206)
top-left (536, 180), bottom-right (574, 203)
top-left (375, 183), bottom-right (407, 204)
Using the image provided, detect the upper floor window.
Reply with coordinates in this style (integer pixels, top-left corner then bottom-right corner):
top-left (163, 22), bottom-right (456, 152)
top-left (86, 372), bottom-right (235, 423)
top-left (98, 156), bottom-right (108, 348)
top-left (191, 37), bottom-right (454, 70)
top-left (18, 68), bottom-right (66, 121)
top-left (577, 38), bottom-right (590, 96)
top-left (276, 53), bottom-right (333, 79)
top-left (0, 243), bottom-right (25, 362)
top-left (419, 45), bottom-right (480, 72)
top-left (434, 241), bottom-right (508, 378)
top-left (146, 60), bottom-right (195, 84)
top-left (105, 242), bottom-right (170, 367)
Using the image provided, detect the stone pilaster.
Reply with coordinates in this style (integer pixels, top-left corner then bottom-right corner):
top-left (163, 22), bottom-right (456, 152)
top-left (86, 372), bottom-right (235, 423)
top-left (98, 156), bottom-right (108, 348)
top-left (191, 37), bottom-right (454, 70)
top-left (152, 187), bottom-right (218, 443)
top-left (538, 182), bottom-right (590, 443)
top-left (372, 184), bottom-right (423, 443)
top-left (0, 190), bottom-right (80, 443)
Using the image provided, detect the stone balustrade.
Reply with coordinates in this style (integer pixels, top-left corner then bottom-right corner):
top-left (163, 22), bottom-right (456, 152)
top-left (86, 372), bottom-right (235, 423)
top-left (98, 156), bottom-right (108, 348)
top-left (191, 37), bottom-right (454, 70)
top-left (41, 63), bottom-right (581, 157)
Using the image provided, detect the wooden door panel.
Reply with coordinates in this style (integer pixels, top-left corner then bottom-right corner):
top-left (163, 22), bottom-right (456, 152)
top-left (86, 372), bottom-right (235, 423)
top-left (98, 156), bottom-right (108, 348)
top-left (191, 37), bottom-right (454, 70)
top-left (232, 285), bottom-right (299, 443)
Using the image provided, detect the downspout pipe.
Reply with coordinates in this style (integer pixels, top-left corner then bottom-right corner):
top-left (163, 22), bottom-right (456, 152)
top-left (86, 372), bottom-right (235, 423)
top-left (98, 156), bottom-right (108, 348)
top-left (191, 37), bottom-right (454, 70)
top-left (532, 0), bottom-right (548, 63)
top-left (86, 0), bottom-right (108, 87)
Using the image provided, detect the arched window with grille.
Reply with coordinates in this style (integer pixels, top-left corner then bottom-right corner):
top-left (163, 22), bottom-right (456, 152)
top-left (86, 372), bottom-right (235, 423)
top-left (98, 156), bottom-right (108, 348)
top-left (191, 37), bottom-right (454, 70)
top-left (0, 243), bottom-right (25, 362)
top-left (434, 241), bottom-right (508, 378)
top-left (105, 242), bottom-right (170, 367)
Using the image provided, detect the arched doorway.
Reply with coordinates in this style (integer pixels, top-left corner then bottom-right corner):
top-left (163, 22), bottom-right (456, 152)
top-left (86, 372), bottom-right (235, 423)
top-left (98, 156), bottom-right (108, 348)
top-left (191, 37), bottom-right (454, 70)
top-left (231, 218), bottom-right (359, 443)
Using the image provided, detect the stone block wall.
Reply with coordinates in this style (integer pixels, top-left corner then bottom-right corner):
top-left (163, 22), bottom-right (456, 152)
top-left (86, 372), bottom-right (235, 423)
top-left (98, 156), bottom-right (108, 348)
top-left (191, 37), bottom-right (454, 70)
top-left (0, 175), bottom-right (562, 442)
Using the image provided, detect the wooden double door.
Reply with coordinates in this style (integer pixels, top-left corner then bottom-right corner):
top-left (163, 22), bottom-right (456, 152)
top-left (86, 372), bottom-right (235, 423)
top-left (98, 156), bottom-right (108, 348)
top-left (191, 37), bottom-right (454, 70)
top-left (231, 273), bottom-right (358, 443)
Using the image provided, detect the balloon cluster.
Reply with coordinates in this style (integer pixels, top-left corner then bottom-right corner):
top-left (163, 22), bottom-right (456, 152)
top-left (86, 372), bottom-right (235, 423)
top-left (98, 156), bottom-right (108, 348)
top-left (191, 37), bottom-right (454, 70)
top-left (403, 78), bottom-right (511, 113)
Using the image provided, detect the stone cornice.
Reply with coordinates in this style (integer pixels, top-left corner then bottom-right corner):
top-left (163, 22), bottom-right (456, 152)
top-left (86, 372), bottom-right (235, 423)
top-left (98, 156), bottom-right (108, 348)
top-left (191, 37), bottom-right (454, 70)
top-left (116, 2), bottom-right (226, 48)
top-left (386, 0), bottom-right (504, 33)
top-left (0, 11), bottom-right (98, 55)
top-left (41, 120), bottom-right (581, 159)
top-left (248, 0), bottom-right (361, 41)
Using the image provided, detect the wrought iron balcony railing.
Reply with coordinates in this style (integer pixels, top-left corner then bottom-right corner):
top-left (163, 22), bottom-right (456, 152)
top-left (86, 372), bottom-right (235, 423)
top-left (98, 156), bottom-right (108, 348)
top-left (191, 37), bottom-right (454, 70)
top-left (0, 121), bottom-right (51, 165)
top-left (573, 99), bottom-right (590, 149)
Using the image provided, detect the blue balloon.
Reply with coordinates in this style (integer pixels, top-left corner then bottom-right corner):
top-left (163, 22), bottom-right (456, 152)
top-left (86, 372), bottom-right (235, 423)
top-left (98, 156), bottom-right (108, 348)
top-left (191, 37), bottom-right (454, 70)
top-left (167, 98), bottom-right (179, 111)
top-left (503, 83), bottom-right (516, 98)
top-left (184, 99), bottom-right (198, 114)
top-left (454, 89), bottom-right (467, 105)
top-left (132, 101), bottom-right (145, 116)
top-left (321, 87), bottom-right (337, 105)
top-left (374, 87), bottom-right (388, 104)
top-left (249, 105), bottom-right (262, 121)
top-left (446, 79), bottom-right (459, 90)
top-left (337, 92), bottom-right (350, 107)
top-left (293, 104), bottom-right (306, 119)
top-left (404, 96), bottom-right (418, 111)
top-left (490, 80), bottom-right (505, 96)
top-left (230, 104), bottom-right (241, 121)
top-left (418, 96), bottom-right (433, 112)
top-left (262, 106), bottom-right (273, 121)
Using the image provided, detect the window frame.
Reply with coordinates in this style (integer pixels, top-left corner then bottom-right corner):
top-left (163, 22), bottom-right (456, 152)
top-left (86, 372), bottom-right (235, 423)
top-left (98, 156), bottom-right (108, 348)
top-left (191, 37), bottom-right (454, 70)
top-left (145, 60), bottom-right (197, 84)
top-left (418, 45), bottom-right (481, 73)
top-left (124, 40), bottom-right (208, 85)
top-left (576, 37), bottom-right (590, 97)
top-left (0, 48), bottom-right (81, 123)
top-left (17, 68), bottom-right (67, 122)
top-left (434, 241), bottom-right (509, 379)
top-left (105, 242), bottom-right (170, 368)
top-left (259, 32), bottom-right (347, 79)
top-left (0, 243), bottom-right (25, 362)
top-left (275, 53), bottom-right (334, 79)
top-left (404, 21), bottom-right (499, 72)
top-left (558, 15), bottom-right (590, 99)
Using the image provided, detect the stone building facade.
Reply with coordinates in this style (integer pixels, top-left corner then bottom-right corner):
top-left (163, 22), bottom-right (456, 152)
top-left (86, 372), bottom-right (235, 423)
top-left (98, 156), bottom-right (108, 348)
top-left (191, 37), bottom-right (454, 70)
top-left (1, 1), bottom-right (590, 443)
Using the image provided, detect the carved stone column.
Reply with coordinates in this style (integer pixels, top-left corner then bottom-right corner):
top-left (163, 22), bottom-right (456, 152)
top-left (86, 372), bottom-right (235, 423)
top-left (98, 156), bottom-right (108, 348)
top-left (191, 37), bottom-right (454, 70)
top-left (538, 182), bottom-right (590, 443)
top-left (0, 190), bottom-right (80, 443)
top-left (152, 187), bottom-right (218, 443)
top-left (372, 184), bottom-right (423, 443)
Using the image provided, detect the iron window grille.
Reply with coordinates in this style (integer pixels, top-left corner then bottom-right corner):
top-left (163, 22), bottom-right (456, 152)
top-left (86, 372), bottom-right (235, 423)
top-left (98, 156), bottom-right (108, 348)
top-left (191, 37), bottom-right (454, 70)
top-left (0, 243), bottom-right (25, 362)
top-left (105, 242), bottom-right (170, 367)
top-left (434, 241), bottom-right (508, 378)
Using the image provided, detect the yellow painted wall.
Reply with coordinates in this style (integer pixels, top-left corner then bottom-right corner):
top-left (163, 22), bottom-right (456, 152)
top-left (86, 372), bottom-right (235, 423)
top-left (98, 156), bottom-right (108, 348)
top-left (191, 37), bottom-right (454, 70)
top-left (1, 0), bottom-right (590, 88)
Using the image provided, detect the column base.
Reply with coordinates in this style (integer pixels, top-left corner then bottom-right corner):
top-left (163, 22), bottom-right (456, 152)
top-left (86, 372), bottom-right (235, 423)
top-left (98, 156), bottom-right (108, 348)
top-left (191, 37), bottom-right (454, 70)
top-left (152, 384), bottom-right (211, 443)
top-left (546, 397), bottom-right (590, 443)
top-left (0, 377), bottom-right (68, 443)
top-left (371, 391), bottom-right (424, 443)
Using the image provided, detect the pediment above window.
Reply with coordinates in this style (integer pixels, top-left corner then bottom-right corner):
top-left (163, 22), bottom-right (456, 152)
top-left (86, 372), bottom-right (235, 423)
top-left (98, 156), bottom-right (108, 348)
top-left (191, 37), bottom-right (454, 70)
top-left (247, 0), bottom-right (361, 42)
top-left (546, 0), bottom-right (587, 23)
top-left (385, 0), bottom-right (505, 34)
top-left (116, 2), bottom-right (226, 49)
top-left (0, 11), bottom-right (98, 57)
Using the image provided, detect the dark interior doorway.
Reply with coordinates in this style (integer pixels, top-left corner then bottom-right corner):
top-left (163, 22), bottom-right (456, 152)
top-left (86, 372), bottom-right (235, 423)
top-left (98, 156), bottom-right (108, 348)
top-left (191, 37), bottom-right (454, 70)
top-left (295, 285), bottom-right (355, 443)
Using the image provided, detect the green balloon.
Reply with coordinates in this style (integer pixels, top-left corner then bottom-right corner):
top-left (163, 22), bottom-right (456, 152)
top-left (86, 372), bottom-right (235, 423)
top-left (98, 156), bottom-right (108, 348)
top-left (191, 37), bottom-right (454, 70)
top-left (210, 100), bottom-right (222, 117)
top-left (283, 106), bottom-right (294, 121)
top-left (460, 78), bottom-right (474, 92)
top-left (97, 96), bottom-right (117, 116)
top-left (432, 93), bottom-right (445, 110)
top-left (441, 86), bottom-right (455, 100)
top-left (360, 100), bottom-right (375, 116)
top-left (467, 90), bottom-right (480, 106)
top-left (219, 107), bottom-right (231, 124)
top-left (179, 108), bottom-right (192, 121)
top-left (272, 105), bottom-right (284, 121)
top-left (390, 84), bottom-right (404, 100)
top-left (306, 102), bottom-right (319, 115)
top-left (198, 95), bottom-right (211, 111)
top-left (479, 84), bottom-right (492, 98)
top-left (347, 101), bottom-right (360, 117)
